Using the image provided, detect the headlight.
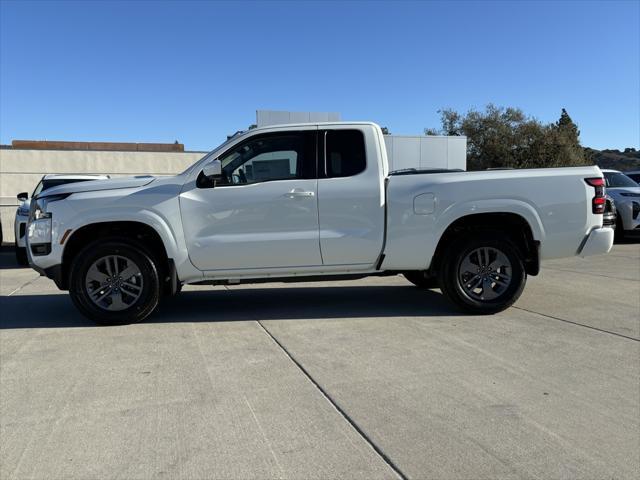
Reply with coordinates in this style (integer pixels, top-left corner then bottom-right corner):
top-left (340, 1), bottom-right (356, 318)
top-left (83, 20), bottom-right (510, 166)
top-left (33, 200), bottom-right (52, 220)
top-left (28, 216), bottom-right (52, 246)
top-left (620, 192), bottom-right (640, 197)
top-left (27, 194), bottom-right (68, 251)
top-left (29, 194), bottom-right (69, 221)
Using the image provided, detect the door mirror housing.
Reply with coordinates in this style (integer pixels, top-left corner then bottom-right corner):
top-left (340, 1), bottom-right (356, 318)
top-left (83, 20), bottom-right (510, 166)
top-left (17, 192), bottom-right (28, 201)
top-left (202, 159), bottom-right (222, 178)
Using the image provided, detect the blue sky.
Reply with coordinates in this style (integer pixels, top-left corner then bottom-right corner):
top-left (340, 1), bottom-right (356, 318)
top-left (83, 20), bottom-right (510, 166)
top-left (1, 0), bottom-right (638, 151)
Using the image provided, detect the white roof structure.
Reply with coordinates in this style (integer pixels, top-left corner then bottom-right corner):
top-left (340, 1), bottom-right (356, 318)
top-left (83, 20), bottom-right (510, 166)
top-left (256, 110), bottom-right (341, 127)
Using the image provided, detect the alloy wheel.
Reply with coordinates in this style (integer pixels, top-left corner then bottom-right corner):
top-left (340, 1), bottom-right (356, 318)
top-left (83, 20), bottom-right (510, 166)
top-left (85, 255), bottom-right (144, 311)
top-left (458, 247), bottom-right (512, 301)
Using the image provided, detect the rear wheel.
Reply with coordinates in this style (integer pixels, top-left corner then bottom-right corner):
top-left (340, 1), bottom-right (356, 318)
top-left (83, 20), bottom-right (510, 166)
top-left (69, 239), bottom-right (160, 325)
top-left (438, 233), bottom-right (526, 314)
top-left (403, 271), bottom-right (439, 289)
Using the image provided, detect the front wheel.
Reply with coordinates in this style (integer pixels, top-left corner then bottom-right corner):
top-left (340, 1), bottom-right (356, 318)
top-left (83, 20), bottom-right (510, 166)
top-left (69, 239), bottom-right (160, 325)
top-left (438, 233), bottom-right (526, 314)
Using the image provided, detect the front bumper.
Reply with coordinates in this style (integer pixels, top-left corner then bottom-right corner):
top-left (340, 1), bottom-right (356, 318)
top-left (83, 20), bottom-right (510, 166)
top-left (25, 220), bottom-right (64, 281)
top-left (578, 227), bottom-right (614, 257)
top-left (14, 215), bottom-right (28, 248)
top-left (32, 263), bottom-right (66, 290)
top-left (614, 199), bottom-right (640, 232)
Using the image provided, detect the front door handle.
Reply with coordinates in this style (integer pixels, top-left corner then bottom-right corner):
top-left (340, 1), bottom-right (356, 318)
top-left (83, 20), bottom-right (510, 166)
top-left (284, 189), bottom-right (315, 199)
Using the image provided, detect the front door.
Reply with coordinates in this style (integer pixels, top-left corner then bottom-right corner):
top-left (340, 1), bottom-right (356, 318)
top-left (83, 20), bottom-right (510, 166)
top-left (180, 130), bottom-right (322, 271)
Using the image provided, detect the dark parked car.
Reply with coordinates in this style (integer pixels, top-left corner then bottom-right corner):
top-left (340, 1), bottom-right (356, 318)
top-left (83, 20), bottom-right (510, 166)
top-left (624, 170), bottom-right (640, 184)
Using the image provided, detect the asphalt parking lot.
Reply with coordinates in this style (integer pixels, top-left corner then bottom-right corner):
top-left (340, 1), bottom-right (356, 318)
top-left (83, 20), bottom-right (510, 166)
top-left (1, 243), bottom-right (639, 480)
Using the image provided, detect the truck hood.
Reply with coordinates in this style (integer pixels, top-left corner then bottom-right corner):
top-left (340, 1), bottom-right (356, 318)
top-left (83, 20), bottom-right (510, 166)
top-left (38, 175), bottom-right (156, 198)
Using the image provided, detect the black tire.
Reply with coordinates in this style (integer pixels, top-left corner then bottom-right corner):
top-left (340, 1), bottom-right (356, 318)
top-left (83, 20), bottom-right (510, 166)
top-left (438, 232), bottom-right (526, 315)
top-left (15, 245), bottom-right (28, 265)
top-left (69, 238), bottom-right (160, 325)
top-left (403, 271), bottom-right (439, 289)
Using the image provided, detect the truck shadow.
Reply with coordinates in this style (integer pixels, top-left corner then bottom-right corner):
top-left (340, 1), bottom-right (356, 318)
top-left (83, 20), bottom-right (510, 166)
top-left (0, 285), bottom-right (460, 329)
top-left (0, 248), bottom-right (23, 270)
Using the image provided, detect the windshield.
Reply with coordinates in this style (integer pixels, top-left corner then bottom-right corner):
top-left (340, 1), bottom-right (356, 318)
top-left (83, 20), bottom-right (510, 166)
top-left (604, 172), bottom-right (638, 188)
top-left (179, 131), bottom-right (249, 176)
top-left (33, 178), bottom-right (95, 197)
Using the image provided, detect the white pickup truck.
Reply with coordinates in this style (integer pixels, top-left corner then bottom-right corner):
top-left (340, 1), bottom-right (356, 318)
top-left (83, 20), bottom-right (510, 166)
top-left (26, 122), bottom-right (613, 324)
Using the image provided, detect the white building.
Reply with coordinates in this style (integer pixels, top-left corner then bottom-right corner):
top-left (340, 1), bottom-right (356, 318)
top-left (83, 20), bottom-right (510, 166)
top-left (383, 134), bottom-right (466, 171)
top-left (256, 111), bottom-right (467, 171)
top-left (256, 110), bottom-right (341, 127)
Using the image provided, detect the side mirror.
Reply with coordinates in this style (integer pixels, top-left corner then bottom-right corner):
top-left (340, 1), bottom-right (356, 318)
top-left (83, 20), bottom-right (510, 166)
top-left (202, 159), bottom-right (222, 178)
top-left (17, 192), bottom-right (28, 201)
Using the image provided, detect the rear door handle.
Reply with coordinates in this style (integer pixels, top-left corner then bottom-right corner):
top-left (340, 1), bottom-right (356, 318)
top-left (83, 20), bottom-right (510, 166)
top-left (284, 189), bottom-right (315, 198)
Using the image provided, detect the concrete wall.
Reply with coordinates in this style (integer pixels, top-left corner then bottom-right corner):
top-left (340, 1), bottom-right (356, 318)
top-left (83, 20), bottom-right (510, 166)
top-left (0, 149), bottom-right (206, 242)
top-left (0, 134), bottom-right (468, 243)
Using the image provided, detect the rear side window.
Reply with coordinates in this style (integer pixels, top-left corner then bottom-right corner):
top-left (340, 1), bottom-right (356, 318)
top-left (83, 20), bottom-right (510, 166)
top-left (324, 130), bottom-right (366, 178)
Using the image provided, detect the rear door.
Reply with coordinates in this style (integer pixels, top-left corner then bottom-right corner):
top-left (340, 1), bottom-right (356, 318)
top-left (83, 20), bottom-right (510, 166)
top-left (317, 127), bottom-right (386, 266)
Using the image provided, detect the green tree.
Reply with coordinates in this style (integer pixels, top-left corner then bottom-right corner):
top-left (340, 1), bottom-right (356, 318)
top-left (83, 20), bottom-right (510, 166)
top-left (557, 108), bottom-right (579, 138)
top-left (425, 105), bottom-right (588, 170)
top-left (551, 108), bottom-right (585, 166)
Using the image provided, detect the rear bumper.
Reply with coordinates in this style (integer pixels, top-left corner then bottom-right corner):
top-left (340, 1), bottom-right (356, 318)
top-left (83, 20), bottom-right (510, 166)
top-left (578, 227), bottom-right (614, 257)
top-left (602, 213), bottom-right (616, 228)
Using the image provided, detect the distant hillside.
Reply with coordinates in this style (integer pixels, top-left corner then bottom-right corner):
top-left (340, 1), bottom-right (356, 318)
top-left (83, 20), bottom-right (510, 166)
top-left (584, 147), bottom-right (640, 172)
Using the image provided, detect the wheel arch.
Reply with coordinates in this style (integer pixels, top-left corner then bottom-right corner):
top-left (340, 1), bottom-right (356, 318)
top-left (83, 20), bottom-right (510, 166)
top-left (60, 221), bottom-right (173, 290)
top-left (431, 212), bottom-right (541, 277)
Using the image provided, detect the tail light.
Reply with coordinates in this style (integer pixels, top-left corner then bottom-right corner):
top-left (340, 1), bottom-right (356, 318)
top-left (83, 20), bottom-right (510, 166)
top-left (585, 178), bottom-right (606, 214)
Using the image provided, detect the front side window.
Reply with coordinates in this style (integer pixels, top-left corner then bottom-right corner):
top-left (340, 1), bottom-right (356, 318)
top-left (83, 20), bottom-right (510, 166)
top-left (214, 131), bottom-right (316, 186)
top-left (324, 129), bottom-right (366, 178)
